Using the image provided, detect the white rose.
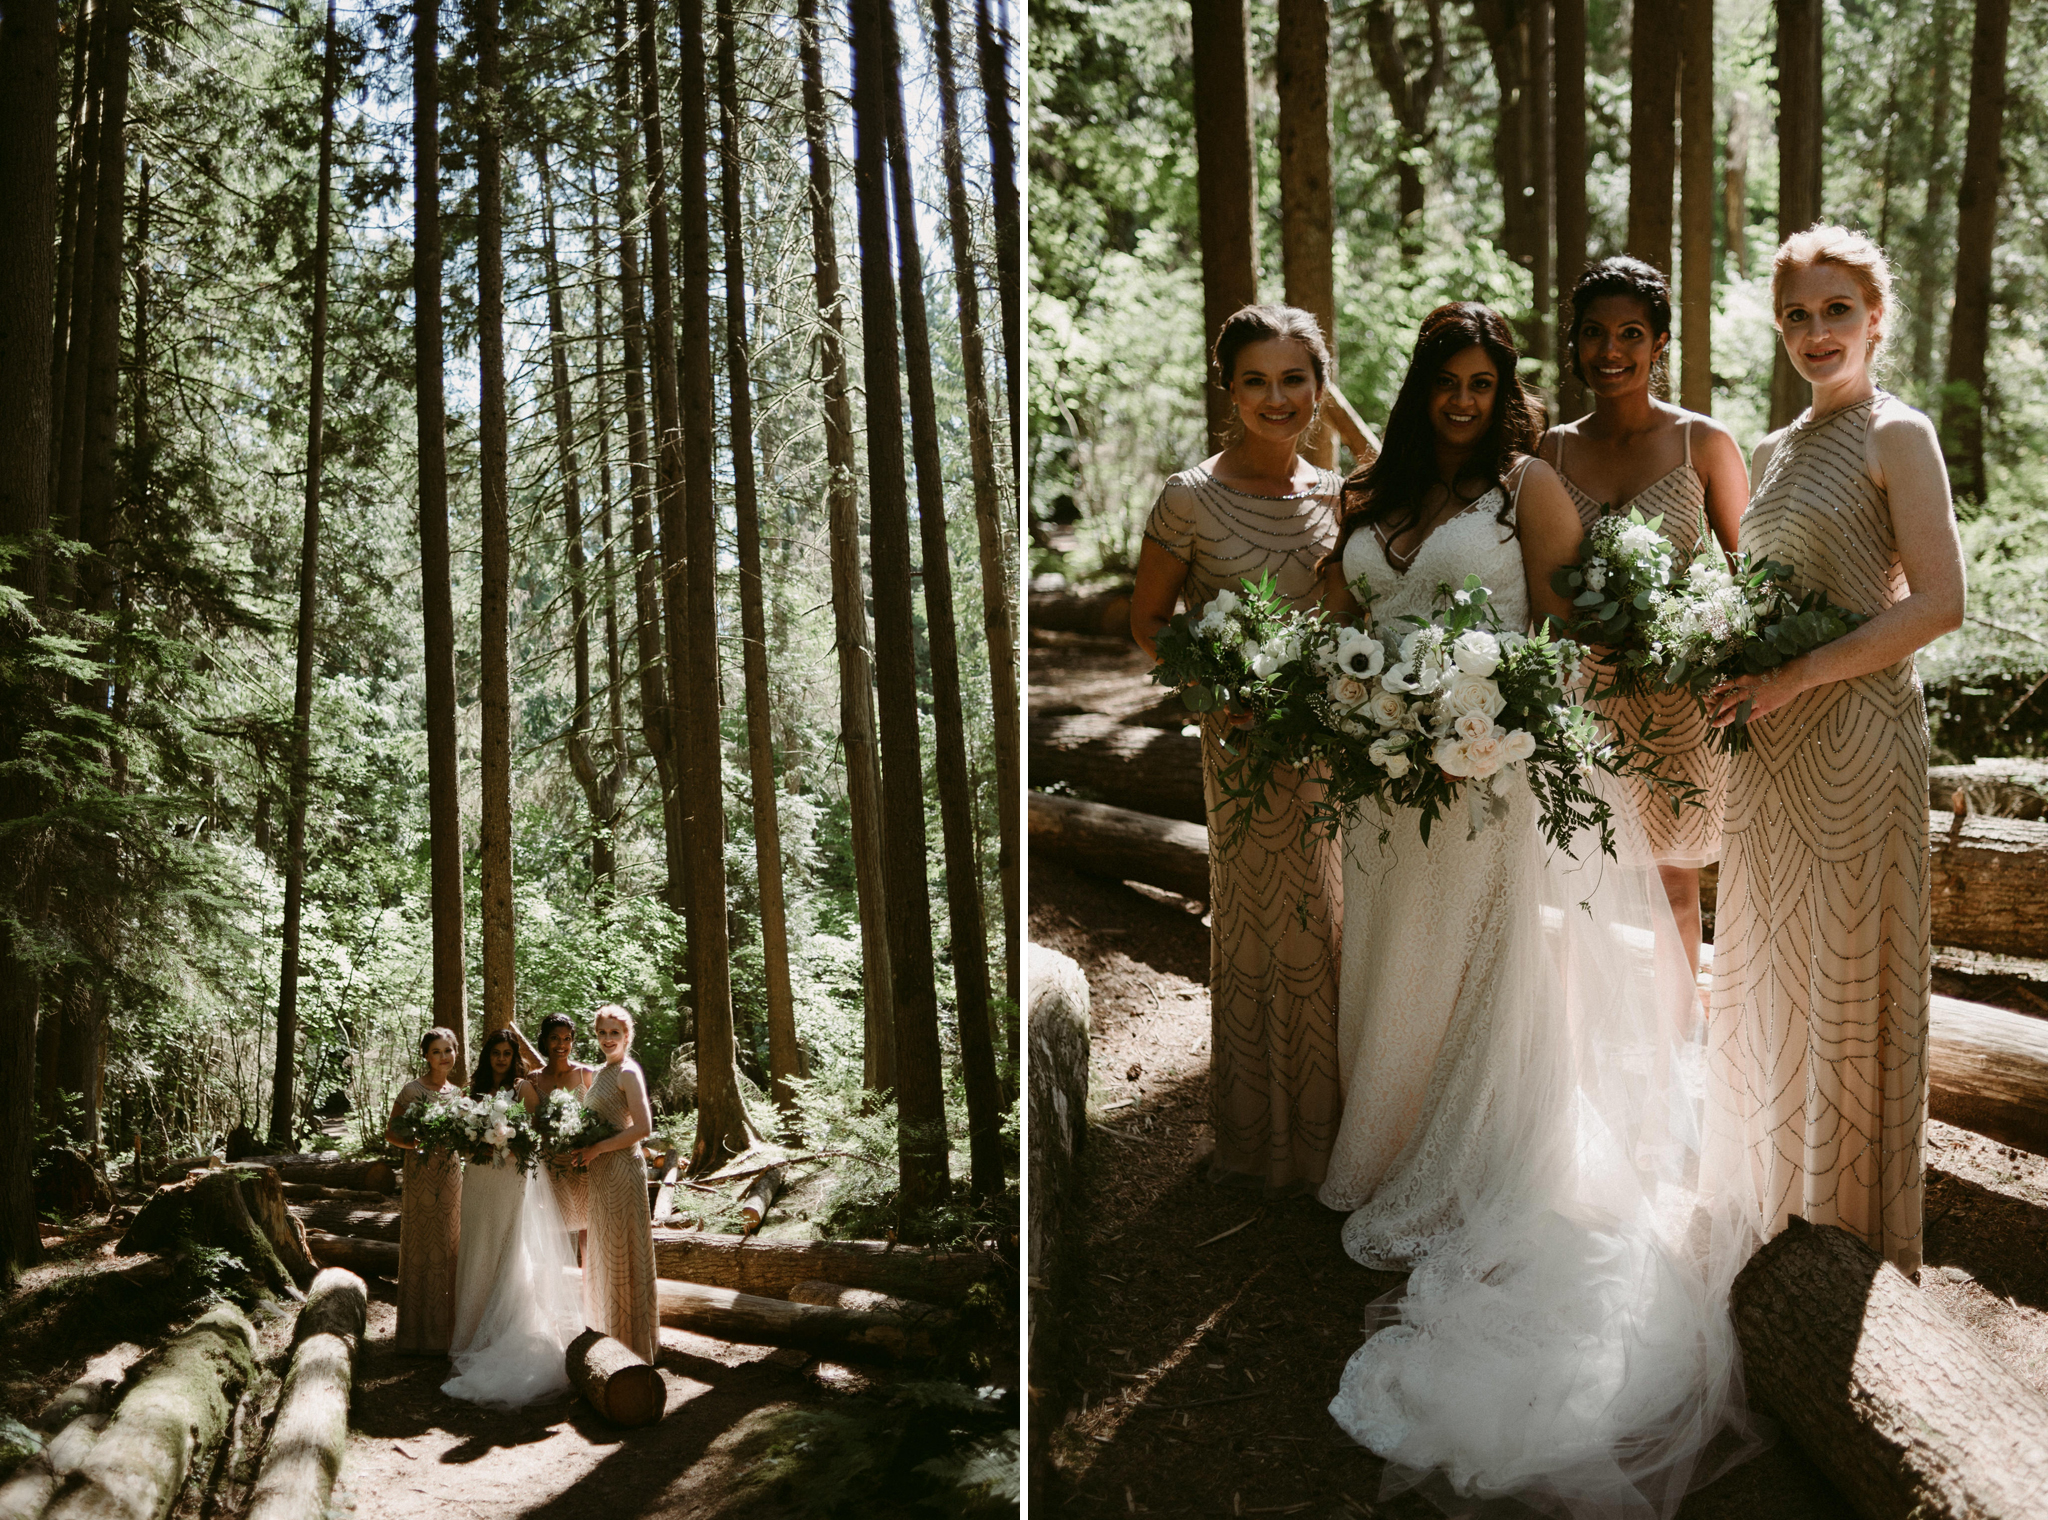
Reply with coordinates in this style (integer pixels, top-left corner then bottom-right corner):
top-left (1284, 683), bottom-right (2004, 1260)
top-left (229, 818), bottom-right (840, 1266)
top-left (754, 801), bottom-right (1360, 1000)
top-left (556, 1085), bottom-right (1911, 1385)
top-left (1439, 671), bottom-right (1506, 723)
top-left (1204, 588), bottom-right (1240, 622)
top-left (1364, 689), bottom-right (1409, 728)
top-left (1331, 628), bottom-right (1386, 680)
top-left (1450, 630), bottom-right (1501, 677)
top-left (1502, 728), bottom-right (1536, 762)
top-left (1454, 711), bottom-right (1496, 743)
top-left (1461, 730), bottom-right (1509, 777)
top-left (1328, 673), bottom-right (1369, 708)
top-left (1433, 736), bottom-right (1474, 777)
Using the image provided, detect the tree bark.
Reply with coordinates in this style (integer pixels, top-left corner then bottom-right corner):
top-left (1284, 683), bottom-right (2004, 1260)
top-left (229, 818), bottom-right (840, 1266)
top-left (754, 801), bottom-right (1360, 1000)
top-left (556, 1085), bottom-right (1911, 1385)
top-left (1527, 0), bottom-right (1553, 375)
top-left (1912, 0), bottom-right (1953, 393)
top-left (1364, 0), bottom-right (1446, 249)
top-left (1926, 809), bottom-right (2048, 958)
top-left (644, 1274), bottom-right (949, 1359)
top-left (975, 0), bottom-right (1019, 481)
top-left (1730, 1217), bottom-right (2048, 1518)
top-left (796, 0), bottom-right (895, 1094)
top-left (881, 0), bottom-right (1004, 1203)
top-left (1029, 714), bottom-right (1206, 825)
top-left (677, 0), bottom-right (759, 1175)
top-left (42, 1306), bottom-right (257, 1520)
top-left (1191, 0), bottom-right (1258, 444)
top-left (1028, 791), bottom-right (1211, 902)
top-left (51, 0), bottom-right (112, 569)
top-left (1626, 0), bottom-right (1677, 282)
top-left (272, 0), bottom-right (341, 1154)
top-left (715, 0), bottom-right (799, 1125)
top-left (120, 1169), bottom-right (302, 1300)
top-left (1028, 943), bottom-right (1090, 1371)
top-left (1939, 0), bottom-right (2009, 503)
top-left (46, 0), bottom-right (94, 528)
top-left (245, 1271), bottom-right (364, 1520)
top-left (415, 0), bottom-right (465, 1065)
top-left (566, 1328), bottom-right (664, 1424)
top-left (1678, 0), bottom-right (1713, 414)
top-left (933, 0), bottom-right (1020, 1021)
top-left (1770, 0), bottom-right (1823, 429)
top-left (1553, 0), bottom-right (1587, 416)
top-left (1276, 0), bottom-right (1336, 467)
top-left (1723, 90), bottom-right (1750, 280)
top-left (851, 0), bottom-right (952, 1220)
top-left (0, 0), bottom-right (61, 1289)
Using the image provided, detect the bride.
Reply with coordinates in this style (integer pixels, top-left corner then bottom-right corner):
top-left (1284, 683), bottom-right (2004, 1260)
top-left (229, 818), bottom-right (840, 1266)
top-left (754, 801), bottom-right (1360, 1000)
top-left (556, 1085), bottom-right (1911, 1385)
top-left (441, 1028), bottom-right (583, 1408)
top-left (1314, 304), bottom-right (1762, 1517)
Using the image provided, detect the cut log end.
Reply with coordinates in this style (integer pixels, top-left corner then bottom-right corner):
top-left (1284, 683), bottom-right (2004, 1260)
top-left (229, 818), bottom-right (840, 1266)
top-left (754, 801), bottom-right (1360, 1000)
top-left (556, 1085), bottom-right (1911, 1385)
top-left (566, 1329), bottom-right (664, 1426)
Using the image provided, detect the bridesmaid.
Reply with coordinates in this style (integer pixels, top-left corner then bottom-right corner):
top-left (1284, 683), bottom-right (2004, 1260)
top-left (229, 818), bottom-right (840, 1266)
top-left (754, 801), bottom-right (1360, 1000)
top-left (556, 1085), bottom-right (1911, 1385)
top-left (1704, 226), bottom-right (1964, 1276)
top-left (1540, 255), bottom-right (1750, 973)
top-left (386, 1027), bottom-right (462, 1354)
top-left (526, 1012), bottom-right (594, 1243)
top-left (565, 1003), bottom-right (657, 1360)
top-left (1130, 304), bottom-right (1353, 1194)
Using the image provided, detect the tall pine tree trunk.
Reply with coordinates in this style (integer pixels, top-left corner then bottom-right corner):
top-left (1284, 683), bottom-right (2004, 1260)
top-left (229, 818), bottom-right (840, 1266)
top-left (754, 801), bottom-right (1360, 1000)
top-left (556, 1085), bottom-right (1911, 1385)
top-left (851, 0), bottom-right (951, 1220)
top-left (678, 0), bottom-right (758, 1172)
top-left (272, 0), bottom-right (341, 1149)
top-left (52, 0), bottom-right (113, 569)
top-left (416, 0), bottom-right (465, 1064)
top-left (1678, 0), bottom-right (1713, 413)
top-left (1724, 91), bottom-right (1750, 280)
top-left (975, 0), bottom-right (1018, 480)
top-left (1912, 0), bottom-right (1953, 394)
top-left (48, 0), bottom-right (95, 517)
top-left (1554, 0), bottom-right (1587, 415)
top-left (0, 0), bottom-right (62, 1288)
top-left (797, 0), bottom-right (894, 1094)
top-left (1626, 0), bottom-right (1677, 282)
top-left (1191, 0), bottom-right (1258, 444)
top-left (715, 0), bottom-right (798, 1122)
top-left (1526, 0), bottom-right (1552, 375)
top-left (74, 0), bottom-right (128, 628)
top-left (1770, 0), bottom-right (1822, 429)
top-left (1940, 0), bottom-right (2009, 502)
top-left (932, 0), bottom-right (1019, 1031)
top-left (1276, 0), bottom-right (1335, 465)
top-left (881, 0), bottom-right (1003, 1203)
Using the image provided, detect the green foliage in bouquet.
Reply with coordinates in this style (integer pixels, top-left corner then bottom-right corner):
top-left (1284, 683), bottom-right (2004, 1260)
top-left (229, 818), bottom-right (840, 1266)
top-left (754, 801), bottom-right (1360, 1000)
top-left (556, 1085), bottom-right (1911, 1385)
top-left (531, 1086), bottom-right (616, 1176)
top-left (398, 1091), bottom-right (541, 1173)
top-left (1551, 508), bottom-right (1681, 701)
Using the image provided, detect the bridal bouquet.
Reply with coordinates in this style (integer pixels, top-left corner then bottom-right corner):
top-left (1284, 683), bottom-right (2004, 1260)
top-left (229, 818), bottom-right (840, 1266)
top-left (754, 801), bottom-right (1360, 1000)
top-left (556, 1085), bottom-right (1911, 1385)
top-left (532, 1086), bottom-right (615, 1174)
top-left (1638, 552), bottom-right (1869, 753)
top-left (398, 1090), bottom-right (540, 1173)
top-left (1550, 508), bottom-right (1680, 701)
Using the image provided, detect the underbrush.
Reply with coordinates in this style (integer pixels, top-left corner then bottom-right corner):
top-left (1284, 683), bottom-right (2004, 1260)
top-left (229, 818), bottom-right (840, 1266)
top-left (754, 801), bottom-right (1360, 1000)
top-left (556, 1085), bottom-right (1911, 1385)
top-left (746, 1379), bottom-right (1019, 1517)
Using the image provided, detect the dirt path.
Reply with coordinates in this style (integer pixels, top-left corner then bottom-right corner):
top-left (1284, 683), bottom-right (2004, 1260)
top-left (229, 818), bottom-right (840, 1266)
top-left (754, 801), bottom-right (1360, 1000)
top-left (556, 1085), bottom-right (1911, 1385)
top-left (1028, 639), bottom-right (2048, 1519)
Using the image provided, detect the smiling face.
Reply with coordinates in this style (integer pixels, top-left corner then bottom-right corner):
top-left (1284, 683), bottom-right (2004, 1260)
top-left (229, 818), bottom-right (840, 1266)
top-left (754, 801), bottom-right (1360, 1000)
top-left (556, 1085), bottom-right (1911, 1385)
top-left (543, 1024), bottom-right (574, 1067)
top-left (424, 1035), bottom-right (456, 1085)
top-left (594, 1016), bottom-right (629, 1064)
top-left (1575, 293), bottom-right (1665, 399)
top-left (1429, 344), bottom-right (1498, 450)
top-left (487, 1037), bottom-right (516, 1081)
top-left (1226, 337), bottom-right (1323, 447)
top-left (1776, 261), bottom-right (1881, 387)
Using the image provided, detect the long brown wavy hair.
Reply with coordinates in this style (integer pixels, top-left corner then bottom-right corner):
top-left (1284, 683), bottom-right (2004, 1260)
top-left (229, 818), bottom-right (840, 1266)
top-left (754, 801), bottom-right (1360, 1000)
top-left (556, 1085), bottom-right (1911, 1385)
top-left (1329, 303), bottom-right (1541, 568)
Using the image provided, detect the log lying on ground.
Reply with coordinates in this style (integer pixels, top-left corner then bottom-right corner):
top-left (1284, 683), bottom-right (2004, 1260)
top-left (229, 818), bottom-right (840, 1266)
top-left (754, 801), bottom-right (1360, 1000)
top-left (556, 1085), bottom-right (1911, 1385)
top-left (1730, 1217), bottom-right (2048, 1518)
top-left (0, 1415), bottom-right (106, 1520)
top-left (161, 1156), bottom-right (395, 1194)
top-left (1929, 760), bottom-right (2048, 821)
top-left (1929, 810), bottom-right (2048, 959)
top-left (648, 1277), bottom-right (944, 1361)
top-left (37, 1346), bottom-right (143, 1432)
top-left (303, 1231), bottom-right (395, 1278)
top-left (789, 1279), bottom-right (950, 1323)
top-left (245, 1270), bottom-right (366, 1520)
top-left (1028, 943), bottom-right (1090, 1368)
top-left (278, 1182), bottom-right (389, 1206)
top-left (649, 1231), bottom-right (989, 1305)
top-left (1029, 791), bottom-right (1210, 902)
top-left (1029, 714), bottom-right (1205, 826)
top-left (1925, 992), bottom-right (2048, 1155)
top-left (289, 1202), bottom-right (400, 1243)
top-left (1028, 585), bottom-right (1134, 639)
top-left (565, 1329), bottom-right (664, 1426)
top-left (119, 1169), bottom-right (303, 1299)
top-left (738, 1167), bottom-right (784, 1236)
top-left (42, 1304), bottom-right (257, 1520)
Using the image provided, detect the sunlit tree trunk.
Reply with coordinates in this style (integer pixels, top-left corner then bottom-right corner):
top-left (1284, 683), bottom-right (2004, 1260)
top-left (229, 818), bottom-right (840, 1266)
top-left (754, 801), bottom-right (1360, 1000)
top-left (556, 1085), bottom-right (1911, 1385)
top-left (932, 0), bottom-right (1019, 1035)
top-left (1191, 0), bottom-right (1258, 444)
top-left (272, 0), bottom-right (341, 1150)
top-left (416, 0), bottom-right (465, 1066)
top-left (1770, 0), bottom-right (1822, 429)
top-left (797, 0), bottom-right (894, 1094)
top-left (851, 0), bottom-right (951, 1220)
top-left (1723, 91), bottom-right (1750, 281)
top-left (1276, 0), bottom-right (1335, 466)
top-left (1678, 0), bottom-right (1713, 414)
top-left (1911, 0), bottom-right (1953, 395)
top-left (678, 0), bottom-right (759, 1172)
top-left (1626, 0), bottom-right (1676, 285)
top-left (1940, 0), bottom-right (2009, 503)
top-left (0, 0), bottom-right (62, 1288)
top-left (881, 0), bottom-right (1003, 1202)
top-left (975, 0), bottom-right (1018, 480)
top-left (1553, 0), bottom-right (1587, 416)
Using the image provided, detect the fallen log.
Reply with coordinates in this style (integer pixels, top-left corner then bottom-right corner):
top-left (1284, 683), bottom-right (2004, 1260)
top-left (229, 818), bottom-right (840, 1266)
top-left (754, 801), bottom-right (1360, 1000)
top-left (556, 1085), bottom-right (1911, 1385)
top-left (1028, 584), bottom-right (1134, 639)
top-left (651, 1164), bottom-right (679, 1226)
top-left (1730, 1217), bottom-right (2048, 1518)
top-left (1028, 943), bottom-right (1091, 1372)
top-left (1029, 714), bottom-right (1205, 826)
top-left (277, 1182), bottom-right (389, 1206)
top-left (650, 1277), bottom-right (942, 1360)
top-left (161, 1156), bottom-right (395, 1194)
top-left (1929, 810), bottom-right (2048, 959)
top-left (0, 1413), bottom-right (104, 1520)
top-left (738, 1167), bottom-right (784, 1236)
top-left (1029, 791), bottom-right (1210, 902)
top-left (565, 1329), bottom-right (664, 1426)
top-left (789, 1279), bottom-right (947, 1319)
top-left (37, 1346), bottom-right (143, 1433)
top-left (42, 1304), bottom-right (258, 1520)
top-left (244, 1271), bottom-right (366, 1520)
top-left (1928, 760), bottom-right (2048, 821)
top-left (289, 1202), bottom-right (400, 1243)
top-left (649, 1230), bottom-right (989, 1306)
top-left (119, 1169), bottom-right (302, 1300)
top-left (302, 1231), bottom-right (395, 1279)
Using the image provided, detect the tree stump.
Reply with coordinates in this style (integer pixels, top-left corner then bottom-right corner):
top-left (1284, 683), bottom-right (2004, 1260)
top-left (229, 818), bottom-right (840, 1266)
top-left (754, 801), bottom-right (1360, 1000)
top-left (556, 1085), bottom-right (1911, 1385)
top-left (1729, 1217), bottom-right (2048, 1519)
top-left (245, 1271), bottom-right (366, 1520)
top-left (42, 1303), bottom-right (258, 1520)
top-left (119, 1169), bottom-right (303, 1300)
top-left (565, 1329), bottom-right (664, 1426)
top-left (35, 1148), bottom-right (112, 1219)
top-left (227, 1166), bottom-right (317, 1289)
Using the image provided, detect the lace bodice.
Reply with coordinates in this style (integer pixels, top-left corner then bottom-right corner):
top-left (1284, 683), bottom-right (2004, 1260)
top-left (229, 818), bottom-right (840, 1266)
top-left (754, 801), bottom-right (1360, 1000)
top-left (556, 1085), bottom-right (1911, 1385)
top-left (1340, 487), bottom-right (1527, 629)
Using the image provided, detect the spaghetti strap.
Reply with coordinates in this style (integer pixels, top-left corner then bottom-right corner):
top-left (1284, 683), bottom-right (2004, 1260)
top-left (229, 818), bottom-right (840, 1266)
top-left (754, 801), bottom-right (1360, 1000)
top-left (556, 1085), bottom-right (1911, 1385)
top-left (1683, 416), bottom-right (1694, 469)
top-left (1505, 455), bottom-right (1535, 515)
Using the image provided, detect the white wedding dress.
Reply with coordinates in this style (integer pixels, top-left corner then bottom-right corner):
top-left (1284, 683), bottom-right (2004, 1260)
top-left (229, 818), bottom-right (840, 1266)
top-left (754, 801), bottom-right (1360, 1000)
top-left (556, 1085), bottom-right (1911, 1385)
top-left (1318, 480), bottom-right (1765, 1518)
top-left (441, 1150), bottom-right (583, 1408)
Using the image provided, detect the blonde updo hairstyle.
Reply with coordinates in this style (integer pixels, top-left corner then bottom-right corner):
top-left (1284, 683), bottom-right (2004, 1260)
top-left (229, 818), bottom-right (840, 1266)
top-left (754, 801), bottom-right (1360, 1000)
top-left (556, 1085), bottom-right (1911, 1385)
top-left (1771, 223), bottom-right (1896, 370)
top-left (591, 1003), bottom-right (636, 1052)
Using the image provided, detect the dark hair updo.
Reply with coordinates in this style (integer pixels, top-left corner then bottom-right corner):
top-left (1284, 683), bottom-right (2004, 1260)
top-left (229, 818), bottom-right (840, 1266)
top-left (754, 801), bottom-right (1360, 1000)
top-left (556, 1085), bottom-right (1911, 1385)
top-left (1210, 303), bottom-right (1332, 394)
top-left (1562, 255), bottom-right (1672, 384)
top-left (469, 1028), bottom-right (523, 1099)
top-left (538, 1012), bottom-right (576, 1051)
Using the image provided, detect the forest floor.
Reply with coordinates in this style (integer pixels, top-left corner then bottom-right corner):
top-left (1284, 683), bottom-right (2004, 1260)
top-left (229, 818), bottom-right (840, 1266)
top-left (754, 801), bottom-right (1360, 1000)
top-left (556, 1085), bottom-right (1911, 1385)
top-left (1029, 630), bottom-right (2048, 1519)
